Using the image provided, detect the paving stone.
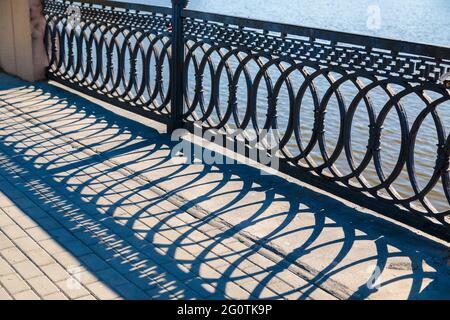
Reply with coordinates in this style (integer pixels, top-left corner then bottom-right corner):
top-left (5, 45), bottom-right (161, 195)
top-left (0, 247), bottom-right (28, 264)
top-left (13, 260), bottom-right (43, 280)
top-left (13, 236), bottom-right (41, 253)
top-left (56, 279), bottom-right (90, 299)
top-left (75, 295), bottom-right (97, 300)
top-left (0, 213), bottom-right (14, 227)
top-left (303, 287), bottom-right (338, 300)
top-left (0, 273), bottom-right (30, 295)
top-left (34, 217), bottom-right (62, 231)
top-left (273, 269), bottom-right (309, 289)
top-left (0, 233), bottom-right (14, 250)
top-left (0, 197), bottom-right (15, 209)
top-left (2, 204), bottom-right (35, 220)
top-left (90, 243), bottom-right (118, 261)
top-left (258, 285), bottom-right (286, 300)
top-left (52, 252), bottom-right (81, 268)
top-left (48, 228), bottom-right (78, 243)
top-left (77, 253), bottom-right (110, 272)
top-left (196, 263), bottom-right (223, 280)
top-left (265, 277), bottom-right (296, 297)
top-left (163, 262), bottom-right (197, 282)
top-left (13, 215), bottom-right (38, 230)
top-left (26, 227), bottom-right (51, 242)
top-left (27, 249), bottom-right (56, 267)
top-left (86, 281), bottom-right (119, 300)
top-left (233, 276), bottom-right (273, 298)
top-left (0, 258), bottom-right (15, 276)
top-left (61, 240), bottom-right (92, 256)
top-left (0, 286), bottom-right (13, 300)
top-left (72, 230), bottom-right (101, 246)
top-left (14, 290), bottom-right (40, 300)
top-left (18, 206), bottom-right (47, 220)
top-left (119, 266), bottom-right (156, 290)
top-left (43, 291), bottom-right (69, 300)
top-left (38, 239), bottom-right (65, 254)
top-left (223, 282), bottom-right (252, 300)
top-left (1, 225), bottom-right (28, 240)
top-left (247, 253), bottom-right (277, 269)
top-left (184, 277), bottom-right (219, 299)
top-left (172, 248), bottom-right (197, 262)
top-left (41, 264), bottom-right (71, 282)
top-left (96, 268), bottom-right (130, 287)
top-left (77, 270), bottom-right (100, 286)
top-left (114, 282), bottom-right (149, 300)
top-left (28, 275), bottom-right (60, 297)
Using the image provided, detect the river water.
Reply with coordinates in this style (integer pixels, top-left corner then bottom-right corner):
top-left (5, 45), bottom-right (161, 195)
top-left (120, 0), bottom-right (450, 46)
top-left (109, 0), bottom-right (450, 213)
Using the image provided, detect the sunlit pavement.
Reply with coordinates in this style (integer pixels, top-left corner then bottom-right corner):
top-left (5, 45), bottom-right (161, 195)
top-left (0, 73), bottom-right (448, 300)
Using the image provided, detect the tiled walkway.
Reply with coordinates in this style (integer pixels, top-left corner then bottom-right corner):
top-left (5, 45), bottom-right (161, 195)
top-left (0, 73), bottom-right (448, 300)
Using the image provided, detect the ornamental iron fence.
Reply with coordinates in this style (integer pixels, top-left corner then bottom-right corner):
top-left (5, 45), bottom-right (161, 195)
top-left (42, 0), bottom-right (450, 240)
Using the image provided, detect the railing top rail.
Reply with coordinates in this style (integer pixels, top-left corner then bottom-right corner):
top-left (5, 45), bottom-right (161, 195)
top-left (53, 1), bottom-right (450, 60)
top-left (183, 9), bottom-right (450, 60)
top-left (54, 0), bottom-right (172, 15)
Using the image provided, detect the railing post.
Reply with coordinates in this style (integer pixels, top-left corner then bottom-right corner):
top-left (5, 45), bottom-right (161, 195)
top-left (168, 0), bottom-right (189, 133)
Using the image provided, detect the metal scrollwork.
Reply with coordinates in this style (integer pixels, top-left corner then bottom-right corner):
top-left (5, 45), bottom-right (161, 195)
top-left (43, 0), bottom-right (450, 235)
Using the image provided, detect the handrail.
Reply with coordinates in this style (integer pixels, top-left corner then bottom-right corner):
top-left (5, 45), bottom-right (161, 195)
top-left (52, 0), bottom-right (172, 15)
top-left (49, 0), bottom-right (450, 60)
top-left (183, 9), bottom-right (450, 60)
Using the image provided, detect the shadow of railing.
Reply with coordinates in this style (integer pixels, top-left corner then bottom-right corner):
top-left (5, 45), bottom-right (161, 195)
top-left (0, 74), bottom-right (449, 300)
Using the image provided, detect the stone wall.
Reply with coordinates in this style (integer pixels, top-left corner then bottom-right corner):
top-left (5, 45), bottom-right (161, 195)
top-left (0, 0), bottom-right (48, 81)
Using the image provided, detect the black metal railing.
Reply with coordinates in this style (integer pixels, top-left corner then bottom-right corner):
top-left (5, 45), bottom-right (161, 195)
top-left (43, 0), bottom-right (450, 240)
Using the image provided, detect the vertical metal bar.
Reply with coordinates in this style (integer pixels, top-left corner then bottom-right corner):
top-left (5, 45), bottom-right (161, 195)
top-left (167, 0), bottom-right (188, 133)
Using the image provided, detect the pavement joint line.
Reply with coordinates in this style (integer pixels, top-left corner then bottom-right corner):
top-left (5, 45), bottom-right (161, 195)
top-left (0, 90), bottom-right (345, 299)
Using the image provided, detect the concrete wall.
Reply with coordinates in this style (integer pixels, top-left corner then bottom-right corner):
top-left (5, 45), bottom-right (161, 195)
top-left (0, 0), bottom-right (48, 81)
